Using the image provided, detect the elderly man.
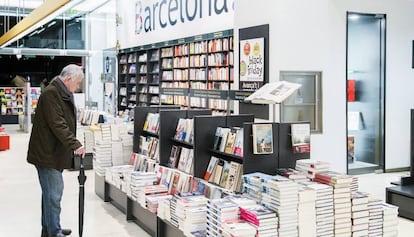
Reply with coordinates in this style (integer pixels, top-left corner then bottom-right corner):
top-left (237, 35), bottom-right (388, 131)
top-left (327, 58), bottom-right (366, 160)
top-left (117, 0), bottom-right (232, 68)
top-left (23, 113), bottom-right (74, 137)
top-left (27, 64), bottom-right (86, 237)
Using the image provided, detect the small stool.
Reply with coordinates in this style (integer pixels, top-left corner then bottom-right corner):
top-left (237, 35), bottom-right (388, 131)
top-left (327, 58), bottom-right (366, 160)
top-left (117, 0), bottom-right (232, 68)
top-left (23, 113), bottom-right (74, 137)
top-left (0, 134), bottom-right (10, 150)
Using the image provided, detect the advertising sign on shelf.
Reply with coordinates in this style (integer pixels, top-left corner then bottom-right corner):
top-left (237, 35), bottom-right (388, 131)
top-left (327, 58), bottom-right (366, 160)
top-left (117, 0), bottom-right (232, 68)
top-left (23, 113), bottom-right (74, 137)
top-left (239, 37), bottom-right (264, 90)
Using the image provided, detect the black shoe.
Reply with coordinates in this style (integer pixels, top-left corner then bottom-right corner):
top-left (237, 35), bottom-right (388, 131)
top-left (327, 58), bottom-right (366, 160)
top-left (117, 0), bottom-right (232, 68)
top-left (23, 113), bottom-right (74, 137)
top-left (42, 228), bottom-right (72, 237)
top-left (49, 233), bottom-right (65, 237)
top-left (61, 229), bottom-right (72, 235)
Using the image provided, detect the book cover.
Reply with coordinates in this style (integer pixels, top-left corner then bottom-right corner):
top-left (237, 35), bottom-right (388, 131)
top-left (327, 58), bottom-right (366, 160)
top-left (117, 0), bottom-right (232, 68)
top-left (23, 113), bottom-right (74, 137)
top-left (204, 156), bottom-right (219, 181)
top-left (252, 123), bottom-right (273, 154)
top-left (213, 159), bottom-right (225, 185)
top-left (291, 123), bottom-right (311, 153)
top-left (174, 118), bottom-right (187, 140)
top-left (219, 161), bottom-right (230, 188)
top-left (232, 128), bottom-right (244, 157)
top-left (225, 161), bottom-right (242, 192)
top-left (224, 129), bottom-right (237, 154)
top-left (212, 127), bottom-right (223, 150)
top-left (167, 145), bottom-right (181, 168)
top-left (218, 127), bottom-right (231, 152)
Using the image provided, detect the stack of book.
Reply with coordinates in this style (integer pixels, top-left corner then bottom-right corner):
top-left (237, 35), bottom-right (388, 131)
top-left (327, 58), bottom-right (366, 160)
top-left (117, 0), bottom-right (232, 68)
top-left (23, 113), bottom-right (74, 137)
top-left (382, 203), bottom-right (399, 236)
top-left (297, 184), bottom-right (317, 237)
top-left (276, 168), bottom-right (308, 183)
top-left (295, 159), bottom-right (330, 179)
top-left (146, 194), bottom-right (172, 214)
top-left (129, 171), bottom-right (158, 201)
top-left (262, 175), bottom-right (298, 237)
top-left (101, 124), bottom-right (111, 141)
top-left (300, 181), bottom-right (334, 237)
top-left (367, 194), bottom-right (383, 236)
top-left (206, 198), bottom-right (239, 237)
top-left (111, 140), bottom-right (124, 166)
top-left (84, 128), bottom-right (94, 153)
top-left (105, 165), bottom-right (134, 190)
top-left (175, 194), bottom-right (208, 236)
top-left (239, 204), bottom-right (279, 237)
top-left (313, 171), bottom-right (352, 236)
top-left (157, 197), bottom-right (172, 221)
top-left (350, 191), bottom-right (369, 237)
top-left (221, 219), bottom-right (257, 237)
top-left (242, 172), bottom-right (274, 202)
top-left (92, 140), bottom-right (112, 176)
top-left (136, 184), bottom-right (168, 208)
top-left (350, 176), bottom-right (359, 192)
top-left (119, 124), bottom-right (134, 162)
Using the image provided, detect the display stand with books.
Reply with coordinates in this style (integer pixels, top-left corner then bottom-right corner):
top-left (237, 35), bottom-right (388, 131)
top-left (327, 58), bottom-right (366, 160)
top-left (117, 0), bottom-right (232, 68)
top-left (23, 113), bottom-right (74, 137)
top-left (243, 122), bottom-right (311, 175)
top-left (386, 109), bottom-right (414, 220)
top-left (158, 109), bottom-right (211, 168)
top-left (126, 105), bottom-right (180, 236)
top-left (193, 114), bottom-right (254, 179)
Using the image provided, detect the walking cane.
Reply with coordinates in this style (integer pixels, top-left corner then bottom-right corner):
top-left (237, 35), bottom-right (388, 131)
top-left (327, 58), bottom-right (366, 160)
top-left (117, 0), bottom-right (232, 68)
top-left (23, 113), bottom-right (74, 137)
top-left (77, 155), bottom-right (87, 237)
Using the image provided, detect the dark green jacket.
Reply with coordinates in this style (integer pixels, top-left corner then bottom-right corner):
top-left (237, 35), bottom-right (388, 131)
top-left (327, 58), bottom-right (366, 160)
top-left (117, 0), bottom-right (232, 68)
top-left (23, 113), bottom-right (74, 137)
top-left (27, 78), bottom-right (82, 169)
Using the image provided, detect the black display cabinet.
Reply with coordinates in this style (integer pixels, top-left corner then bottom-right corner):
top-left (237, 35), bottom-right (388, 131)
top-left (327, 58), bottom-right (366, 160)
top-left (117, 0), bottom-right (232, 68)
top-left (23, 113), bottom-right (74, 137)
top-left (386, 109), bottom-right (414, 220)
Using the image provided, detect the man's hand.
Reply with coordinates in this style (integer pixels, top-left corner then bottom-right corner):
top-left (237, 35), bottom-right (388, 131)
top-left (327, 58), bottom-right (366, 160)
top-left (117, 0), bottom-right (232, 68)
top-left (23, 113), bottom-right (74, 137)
top-left (75, 146), bottom-right (86, 158)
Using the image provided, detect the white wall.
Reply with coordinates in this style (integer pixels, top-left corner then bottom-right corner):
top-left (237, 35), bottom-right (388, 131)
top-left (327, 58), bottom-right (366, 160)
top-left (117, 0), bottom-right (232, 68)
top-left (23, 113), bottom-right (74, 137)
top-left (235, 0), bottom-right (414, 172)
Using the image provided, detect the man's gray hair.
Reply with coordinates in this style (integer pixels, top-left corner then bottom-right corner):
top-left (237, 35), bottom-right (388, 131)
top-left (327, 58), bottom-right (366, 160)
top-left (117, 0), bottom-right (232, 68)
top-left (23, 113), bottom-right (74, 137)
top-left (60, 64), bottom-right (83, 81)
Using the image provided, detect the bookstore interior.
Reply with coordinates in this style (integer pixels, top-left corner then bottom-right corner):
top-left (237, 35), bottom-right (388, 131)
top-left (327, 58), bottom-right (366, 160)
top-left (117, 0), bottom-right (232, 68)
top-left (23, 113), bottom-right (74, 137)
top-left (1, 0), bottom-right (414, 236)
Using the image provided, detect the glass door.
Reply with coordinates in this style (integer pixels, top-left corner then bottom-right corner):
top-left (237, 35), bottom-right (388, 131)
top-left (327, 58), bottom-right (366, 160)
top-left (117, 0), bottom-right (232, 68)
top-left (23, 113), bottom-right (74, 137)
top-left (346, 12), bottom-right (386, 175)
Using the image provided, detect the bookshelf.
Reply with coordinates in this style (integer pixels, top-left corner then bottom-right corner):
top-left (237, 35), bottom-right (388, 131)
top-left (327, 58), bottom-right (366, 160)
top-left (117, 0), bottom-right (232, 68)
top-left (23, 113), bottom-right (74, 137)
top-left (118, 51), bottom-right (137, 110)
top-left (0, 87), bottom-right (40, 124)
top-left (118, 30), bottom-right (234, 115)
top-left (127, 105), bottom-right (180, 235)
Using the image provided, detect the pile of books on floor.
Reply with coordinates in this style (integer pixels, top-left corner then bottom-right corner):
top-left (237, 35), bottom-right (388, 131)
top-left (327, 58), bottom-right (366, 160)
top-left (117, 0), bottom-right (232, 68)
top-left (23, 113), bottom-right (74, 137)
top-left (136, 184), bottom-right (168, 208)
top-left (93, 140), bottom-right (112, 176)
top-left (367, 194), bottom-right (384, 236)
top-left (175, 193), bottom-right (208, 236)
top-left (262, 175), bottom-right (299, 237)
top-left (350, 191), bottom-right (370, 236)
top-left (239, 204), bottom-right (279, 237)
top-left (128, 171), bottom-right (158, 200)
top-left (105, 165), bottom-right (134, 191)
top-left (206, 198), bottom-right (239, 236)
top-left (313, 171), bottom-right (353, 236)
top-left (382, 202), bottom-right (399, 236)
top-left (297, 184), bottom-right (317, 237)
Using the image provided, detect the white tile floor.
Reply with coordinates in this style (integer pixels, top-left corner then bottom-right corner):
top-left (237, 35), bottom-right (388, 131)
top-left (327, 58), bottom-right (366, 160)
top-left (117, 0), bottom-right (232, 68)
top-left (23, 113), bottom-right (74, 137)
top-left (0, 124), bottom-right (413, 236)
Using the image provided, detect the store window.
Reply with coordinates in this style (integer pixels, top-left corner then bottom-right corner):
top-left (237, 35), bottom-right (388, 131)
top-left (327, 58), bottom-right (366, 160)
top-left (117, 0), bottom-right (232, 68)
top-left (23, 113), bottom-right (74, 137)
top-left (280, 71), bottom-right (322, 133)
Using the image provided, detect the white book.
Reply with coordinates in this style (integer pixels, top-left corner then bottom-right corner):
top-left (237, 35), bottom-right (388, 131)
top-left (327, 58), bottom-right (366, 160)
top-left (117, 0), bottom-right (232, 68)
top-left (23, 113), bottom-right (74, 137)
top-left (244, 80), bottom-right (301, 104)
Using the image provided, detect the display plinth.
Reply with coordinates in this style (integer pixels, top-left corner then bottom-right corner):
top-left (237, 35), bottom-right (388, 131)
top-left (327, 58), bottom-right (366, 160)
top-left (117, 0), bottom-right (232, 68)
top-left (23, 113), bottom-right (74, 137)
top-left (94, 173), bottom-right (106, 201)
top-left (126, 197), bottom-right (157, 237)
top-left (157, 217), bottom-right (185, 237)
top-left (386, 185), bottom-right (414, 220)
top-left (106, 182), bottom-right (127, 213)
